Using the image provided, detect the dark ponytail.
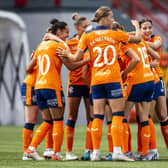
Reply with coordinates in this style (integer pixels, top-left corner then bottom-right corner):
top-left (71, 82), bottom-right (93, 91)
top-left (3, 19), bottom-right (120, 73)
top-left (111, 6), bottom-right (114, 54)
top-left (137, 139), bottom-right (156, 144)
top-left (50, 18), bottom-right (59, 25)
top-left (49, 18), bottom-right (67, 35)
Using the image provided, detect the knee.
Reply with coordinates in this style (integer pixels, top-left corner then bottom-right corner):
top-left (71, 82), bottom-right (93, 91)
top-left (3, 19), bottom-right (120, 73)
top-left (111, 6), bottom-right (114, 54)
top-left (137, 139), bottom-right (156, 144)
top-left (68, 112), bottom-right (78, 121)
top-left (157, 112), bottom-right (167, 121)
top-left (25, 117), bottom-right (37, 123)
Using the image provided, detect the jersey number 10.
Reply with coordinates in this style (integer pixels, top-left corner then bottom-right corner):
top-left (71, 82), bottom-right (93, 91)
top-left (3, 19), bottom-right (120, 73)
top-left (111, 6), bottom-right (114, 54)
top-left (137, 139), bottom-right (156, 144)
top-left (38, 54), bottom-right (51, 75)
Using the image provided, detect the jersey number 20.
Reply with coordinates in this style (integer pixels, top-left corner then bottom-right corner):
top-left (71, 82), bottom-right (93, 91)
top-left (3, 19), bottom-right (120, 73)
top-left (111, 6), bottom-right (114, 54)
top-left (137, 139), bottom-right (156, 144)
top-left (93, 45), bottom-right (116, 67)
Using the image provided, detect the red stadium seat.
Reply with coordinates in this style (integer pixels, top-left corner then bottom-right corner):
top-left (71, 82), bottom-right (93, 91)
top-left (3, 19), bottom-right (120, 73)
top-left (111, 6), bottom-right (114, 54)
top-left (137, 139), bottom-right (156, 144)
top-left (15, 0), bottom-right (27, 7)
top-left (54, 0), bottom-right (60, 6)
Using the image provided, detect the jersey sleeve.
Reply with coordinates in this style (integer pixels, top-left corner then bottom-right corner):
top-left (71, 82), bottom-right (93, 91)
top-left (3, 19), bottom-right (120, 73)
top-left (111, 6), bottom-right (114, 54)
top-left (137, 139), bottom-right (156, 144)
top-left (120, 43), bottom-right (132, 54)
top-left (57, 42), bottom-right (66, 50)
top-left (34, 50), bottom-right (38, 59)
top-left (78, 32), bottom-right (88, 51)
top-left (154, 35), bottom-right (162, 43)
top-left (115, 30), bottom-right (129, 43)
top-left (30, 51), bottom-right (35, 60)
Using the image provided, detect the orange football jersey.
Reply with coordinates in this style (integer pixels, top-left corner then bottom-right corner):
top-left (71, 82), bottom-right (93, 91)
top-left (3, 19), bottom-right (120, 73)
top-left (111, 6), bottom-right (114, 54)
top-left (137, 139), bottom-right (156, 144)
top-left (24, 68), bottom-right (37, 86)
top-left (148, 56), bottom-right (160, 84)
top-left (83, 51), bottom-right (91, 86)
top-left (67, 36), bottom-right (88, 85)
top-left (150, 35), bottom-right (163, 77)
top-left (24, 51), bottom-right (37, 86)
top-left (34, 40), bottom-right (66, 90)
top-left (121, 41), bottom-right (154, 85)
top-left (78, 28), bottom-right (129, 86)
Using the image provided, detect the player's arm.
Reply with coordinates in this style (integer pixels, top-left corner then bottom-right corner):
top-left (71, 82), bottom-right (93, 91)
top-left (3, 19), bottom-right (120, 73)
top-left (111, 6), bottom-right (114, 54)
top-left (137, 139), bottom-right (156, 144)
top-left (81, 64), bottom-right (90, 86)
top-left (43, 32), bottom-right (70, 51)
top-left (57, 48), bottom-right (84, 61)
top-left (147, 46), bottom-right (160, 59)
top-left (147, 40), bottom-right (161, 50)
top-left (57, 32), bottom-right (87, 61)
top-left (43, 32), bottom-right (63, 43)
top-left (60, 56), bottom-right (90, 71)
top-left (150, 59), bottom-right (159, 68)
top-left (128, 20), bottom-right (141, 43)
top-left (121, 48), bottom-right (140, 79)
top-left (26, 57), bottom-right (37, 73)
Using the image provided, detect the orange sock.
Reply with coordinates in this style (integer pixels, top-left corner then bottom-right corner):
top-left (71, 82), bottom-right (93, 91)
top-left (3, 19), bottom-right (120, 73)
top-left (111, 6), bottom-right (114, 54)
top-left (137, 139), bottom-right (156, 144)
top-left (45, 126), bottom-right (53, 149)
top-left (65, 125), bottom-right (75, 152)
top-left (23, 128), bottom-right (33, 152)
top-left (128, 125), bottom-right (132, 152)
top-left (111, 115), bottom-right (124, 148)
top-left (160, 119), bottom-right (168, 148)
top-left (53, 120), bottom-right (64, 152)
top-left (85, 121), bottom-right (93, 150)
top-left (91, 117), bottom-right (103, 150)
top-left (107, 122), bottom-right (113, 153)
top-left (149, 118), bottom-right (157, 150)
top-left (30, 121), bottom-right (52, 148)
top-left (122, 119), bottom-right (129, 154)
top-left (137, 123), bottom-right (142, 152)
top-left (141, 121), bottom-right (151, 156)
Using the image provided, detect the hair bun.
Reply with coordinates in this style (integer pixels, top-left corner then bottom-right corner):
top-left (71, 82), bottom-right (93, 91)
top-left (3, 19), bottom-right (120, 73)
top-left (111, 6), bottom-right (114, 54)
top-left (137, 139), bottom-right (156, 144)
top-left (72, 13), bottom-right (80, 21)
top-left (50, 19), bottom-right (59, 25)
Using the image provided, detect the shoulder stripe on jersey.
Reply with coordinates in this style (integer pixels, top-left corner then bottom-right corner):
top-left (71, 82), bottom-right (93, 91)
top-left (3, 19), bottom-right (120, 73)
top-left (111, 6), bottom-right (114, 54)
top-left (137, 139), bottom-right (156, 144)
top-left (112, 28), bottom-right (117, 31)
top-left (67, 34), bottom-right (77, 40)
top-left (54, 40), bottom-right (61, 43)
top-left (45, 39), bottom-right (60, 43)
top-left (85, 28), bottom-right (95, 34)
top-left (151, 34), bottom-right (155, 38)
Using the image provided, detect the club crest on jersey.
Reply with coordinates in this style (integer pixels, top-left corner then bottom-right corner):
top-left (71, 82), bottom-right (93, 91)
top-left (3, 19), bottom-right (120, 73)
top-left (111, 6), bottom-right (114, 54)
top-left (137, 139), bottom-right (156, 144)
top-left (71, 46), bottom-right (77, 51)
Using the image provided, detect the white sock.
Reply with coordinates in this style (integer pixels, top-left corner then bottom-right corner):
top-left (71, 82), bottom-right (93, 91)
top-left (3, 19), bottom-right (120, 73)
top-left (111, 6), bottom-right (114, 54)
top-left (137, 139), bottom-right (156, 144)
top-left (148, 149), bottom-right (157, 153)
top-left (93, 149), bottom-right (100, 154)
top-left (113, 147), bottom-right (122, 154)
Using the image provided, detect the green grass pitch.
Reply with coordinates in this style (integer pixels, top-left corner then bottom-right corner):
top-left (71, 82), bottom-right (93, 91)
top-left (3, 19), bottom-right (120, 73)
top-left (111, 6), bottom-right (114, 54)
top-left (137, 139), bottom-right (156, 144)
top-left (0, 124), bottom-right (167, 168)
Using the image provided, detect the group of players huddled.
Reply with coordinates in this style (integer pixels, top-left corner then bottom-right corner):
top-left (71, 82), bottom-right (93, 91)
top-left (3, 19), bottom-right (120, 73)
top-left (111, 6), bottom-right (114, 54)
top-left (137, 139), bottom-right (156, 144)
top-left (21, 6), bottom-right (168, 161)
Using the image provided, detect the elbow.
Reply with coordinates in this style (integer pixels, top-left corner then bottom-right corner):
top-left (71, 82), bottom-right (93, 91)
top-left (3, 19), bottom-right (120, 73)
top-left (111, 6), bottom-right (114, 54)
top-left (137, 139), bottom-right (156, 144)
top-left (133, 33), bottom-right (141, 43)
top-left (135, 57), bottom-right (140, 64)
top-left (154, 54), bottom-right (160, 60)
top-left (70, 67), bottom-right (76, 71)
top-left (26, 67), bottom-right (32, 74)
top-left (81, 76), bottom-right (85, 82)
top-left (68, 65), bottom-right (79, 71)
top-left (67, 66), bottom-right (75, 71)
top-left (133, 57), bottom-right (139, 67)
top-left (136, 57), bottom-right (140, 63)
top-left (157, 54), bottom-right (160, 60)
top-left (136, 37), bottom-right (141, 43)
top-left (153, 45), bottom-right (160, 50)
top-left (138, 39), bottom-right (141, 43)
